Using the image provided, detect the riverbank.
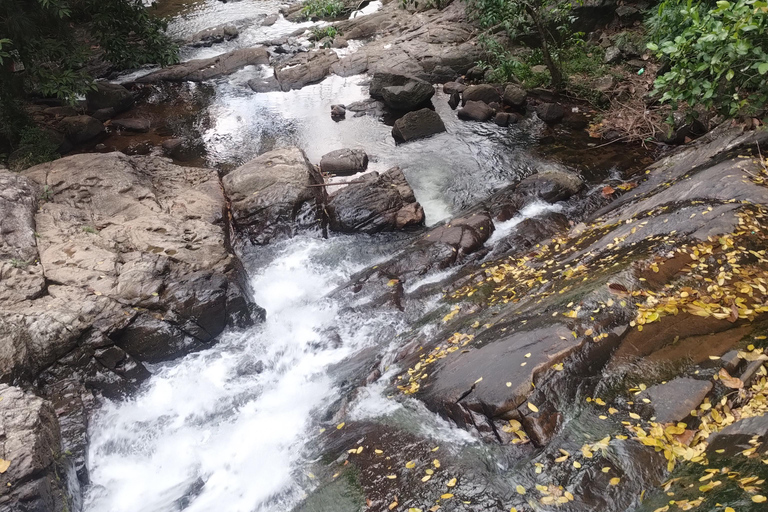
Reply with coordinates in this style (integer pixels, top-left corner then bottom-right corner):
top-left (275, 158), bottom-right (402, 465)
top-left (1, 1), bottom-right (768, 512)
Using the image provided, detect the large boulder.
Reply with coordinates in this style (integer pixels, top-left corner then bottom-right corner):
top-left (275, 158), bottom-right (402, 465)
top-left (369, 72), bottom-right (413, 99)
top-left (137, 47), bottom-right (270, 82)
top-left (0, 385), bottom-right (71, 512)
top-left (0, 153), bottom-right (258, 389)
top-left (58, 115), bottom-right (103, 144)
top-left (380, 79), bottom-right (435, 111)
top-left (110, 118), bottom-right (151, 133)
top-left (327, 167), bottom-right (424, 233)
top-left (222, 147), bottom-right (325, 245)
top-left (86, 82), bottom-right (134, 114)
top-left (319, 148), bottom-right (369, 176)
top-left (392, 108), bottom-right (446, 143)
top-left (458, 100), bottom-right (495, 121)
top-left (461, 84), bottom-right (500, 105)
top-left (536, 102), bottom-right (565, 124)
top-left (516, 166), bottom-right (583, 202)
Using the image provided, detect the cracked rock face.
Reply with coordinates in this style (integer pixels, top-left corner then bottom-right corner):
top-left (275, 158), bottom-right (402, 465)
top-left (0, 384), bottom-right (71, 512)
top-left (0, 154), bottom-right (261, 490)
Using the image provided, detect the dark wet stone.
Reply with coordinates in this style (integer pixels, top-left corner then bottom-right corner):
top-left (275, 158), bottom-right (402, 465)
top-left (391, 108), bottom-right (446, 143)
top-left (458, 100), bottom-right (494, 121)
top-left (442, 81), bottom-right (466, 94)
top-left (58, 115), bottom-right (103, 144)
top-left (92, 107), bottom-right (116, 122)
top-left (319, 148), bottom-right (368, 176)
top-left (111, 118), bottom-right (150, 133)
top-left (502, 84), bottom-right (527, 107)
top-left (380, 80), bottom-right (435, 111)
top-left (447, 91), bottom-right (460, 110)
top-left (327, 167), bottom-right (424, 233)
top-left (368, 72), bottom-right (412, 99)
top-left (331, 104), bottom-right (346, 120)
top-left (707, 415), bottom-right (768, 458)
top-left (461, 84), bottom-right (500, 105)
top-left (188, 24), bottom-right (238, 48)
top-left (536, 103), bottom-right (565, 123)
top-left (248, 76), bottom-right (281, 93)
top-left (86, 82), bottom-right (134, 114)
top-left (516, 167), bottom-right (583, 202)
top-left (639, 377), bottom-right (713, 423)
top-left (494, 112), bottom-right (519, 127)
top-left (138, 47), bottom-right (270, 82)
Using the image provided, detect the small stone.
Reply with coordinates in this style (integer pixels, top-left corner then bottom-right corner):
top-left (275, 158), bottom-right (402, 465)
top-left (458, 100), bottom-right (495, 121)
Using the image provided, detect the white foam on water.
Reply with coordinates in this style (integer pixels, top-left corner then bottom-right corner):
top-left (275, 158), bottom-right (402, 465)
top-left (487, 200), bottom-right (564, 245)
top-left (84, 237), bottom-right (393, 512)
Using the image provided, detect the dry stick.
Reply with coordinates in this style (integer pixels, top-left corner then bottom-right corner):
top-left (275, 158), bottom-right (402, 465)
top-left (308, 180), bottom-right (369, 187)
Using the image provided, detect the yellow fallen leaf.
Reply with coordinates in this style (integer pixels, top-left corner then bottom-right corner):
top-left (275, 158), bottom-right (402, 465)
top-left (336, 422), bottom-right (345, 429)
top-left (422, 475), bottom-right (431, 482)
top-left (527, 402), bottom-right (539, 413)
top-left (610, 477), bottom-right (620, 486)
top-left (506, 382), bottom-right (512, 387)
top-left (386, 474), bottom-right (397, 479)
top-left (389, 501), bottom-right (398, 510)
top-left (516, 484), bottom-right (526, 495)
top-left (447, 477), bottom-right (457, 487)
top-left (405, 461), bottom-right (416, 469)
top-left (0, 459), bottom-right (9, 474)
top-left (753, 495), bottom-right (767, 503)
top-left (433, 459), bottom-right (440, 468)
top-left (375, 449), bottom-right (383, 454)
top-left (440, 493), bottom-right (454, 499)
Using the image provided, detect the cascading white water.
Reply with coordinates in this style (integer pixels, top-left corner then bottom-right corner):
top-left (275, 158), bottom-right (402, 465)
top-left (84, 236), bottom-right (401, 512)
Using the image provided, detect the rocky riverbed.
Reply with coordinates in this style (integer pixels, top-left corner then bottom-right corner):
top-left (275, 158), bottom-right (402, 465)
top-left (2, 1), bottom-right (768, 512)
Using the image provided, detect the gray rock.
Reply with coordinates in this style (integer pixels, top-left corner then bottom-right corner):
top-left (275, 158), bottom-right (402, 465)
top-left (604, 46), bottom-right (621, 63)
top-left (138, 47), bottom-right (270, 82)
top-left (111, 118), bottom-right (151, 133)
top-left (86, 82), bottom-right (134, 114)
top-left (369, 72), bottom-right (412, 99)
top-left (331, 104), bottom-right (346, 120)
top-left (461, 84), bottom-right (500, 106)
top-left (458, 100), bottom-right (494, 121)
top-left (248, 76), bottom-right (281, 93)
top-left (638, 377), bottom-right (713, 423)
top-left (188, 24), bottom-right (239, 47)
top-left (536, 103), bottom-right (565, 124)
top-left (392, 108), bottom-right (446, 143)
top-left (380, 80), bottom-right (435, 111)
top-left (448, 91), bottom-right (460, 110)
top-left (327, 167), bottom-right (424, 233)
top-left (516, 166), bottom-right (583, 202)
top-left (443, 81), bottom-right (466, 94)
top-left (707, 414), bottom-right (768, 458)
top-left (320, 148), bottom-right (368, 176)
top-left (58, 115), bottom-right (103, 143)
top-left (502, 84), bottom-right (527, 107)
top-left (594, 75), bottom-right (614, 92)
top-left (494, 112), bottom-right (518, 127)
top-left (222, 147), bottom-right (325, 245)
top-left (262, 14), bottom-right (279, 26)
top-left (92, 107), bottom-right (116, 122)
top-left (275, 49), bottom-right (339, 91)
top-left (0, 385), bottom-right (71, 512)
top-left (531, 64), bottom-right (548, 74)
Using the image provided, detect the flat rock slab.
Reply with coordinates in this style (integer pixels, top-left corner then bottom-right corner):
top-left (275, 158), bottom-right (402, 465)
top-left (707, 415), bottom-right (768, 457)
top-left (420, 323), bottom-right (583, 420)
top-left (111, 118), bottom-right (151, 133)
top-left (639, 377), bottom-right (713, 423)
top-left (137, 47), bottom-right (269, 82)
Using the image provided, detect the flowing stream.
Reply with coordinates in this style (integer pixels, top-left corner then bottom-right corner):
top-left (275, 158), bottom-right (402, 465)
top-left (84, 2), bottom-right (614, 511)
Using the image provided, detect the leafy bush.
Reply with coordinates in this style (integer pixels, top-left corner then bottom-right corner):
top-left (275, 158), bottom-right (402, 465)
top-left (301, 0), bottom-right (347, 19)
top-left (465, 0), bottom-right (583, 90)
top-left (647, 0), bottom-right (768, 116)
top-left (311, 26), bottom-right (339, 41)
top-left (8, 126), bottom-right (60, 171)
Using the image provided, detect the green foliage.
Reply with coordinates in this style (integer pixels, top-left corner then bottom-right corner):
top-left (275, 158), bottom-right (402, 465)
top-left (465, 0), bottom-right (583, 89)
top-left (9, 258), bottom-right (29, 268)
top-left (647, 0), bottom-right (768, 116)
top-left (8, 126), bottom-right (60, 171)
top-left (311, 25), bottom-right (339, 41)
top-left (301, 0), bottom-right (347, 19)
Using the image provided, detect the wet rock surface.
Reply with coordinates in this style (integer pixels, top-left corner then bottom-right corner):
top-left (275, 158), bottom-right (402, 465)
top-left (223, 147), bottom-right (325, 245)
top-left (391, 108), bottom-right (446, 143)
top-left (319, 148), bottom-right (368, 176)
top-left (0, 385), bottom-right (71, 512)
top-left (327, 167), bottom-right (424, 234)
top-left (137, 47), bottom-right (270, 82)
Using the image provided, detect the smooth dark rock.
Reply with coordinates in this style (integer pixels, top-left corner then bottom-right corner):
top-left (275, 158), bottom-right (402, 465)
top-left (707, 415), bottom-right (768, 458)
top-left (327, 167), bottom-right (424, 233)
top-left (391, 108), bottom-right (446, 143)
top-left (86, 82), bottom-right (134, 114)
top-left (502, 84), bottom-right (526, 107)
top-left (58, 115), bottom-right (103, 143)
top-left (319, 148), bottom-right (368, 176)
top-left (458, 100), bottom-right (494, 121)
top-left (494, 112), bottom-right (518, 127)
top-left (448, 91), bottom-right (460, 110)
top-left (331, 104), bottom-right (346, 120)
top-left (536, 103), bottom-right (565, 124)
top-left (92, 107), bottom-right (116, 122)
top-left (369, 72), bottom-right (412, 99)
top-left (443, 81), bottom-right (466, 94)
top-left (380, 80), bottom-right (435, 111)
top-left (516, 167), bottom-right (583, 202)
top-left (461, 84), bottom-right (500, 105)
top-left (188, 24), bottom-right (238, 47)
top-left (639, 377), bottom-right (713, 423)
top-left (247, 76), bottom-right (281, 93)
top-left (111, 118), bottom-right (151, 133)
